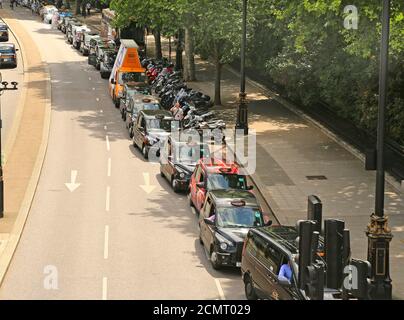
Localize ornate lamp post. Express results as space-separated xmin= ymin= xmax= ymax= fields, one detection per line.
xmin=235 ymin=0 xmax=248 ymax=135
xmin=366 ymin=0 xmax=393 ymax=300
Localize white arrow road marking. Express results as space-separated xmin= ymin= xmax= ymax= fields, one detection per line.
xmin=140 ymin=173 xmax=156 ymax=194
xmin=65 ymin=170 xmax=81 ymax=192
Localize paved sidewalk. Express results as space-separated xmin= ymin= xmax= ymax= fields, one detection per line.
xmin=0 ymin=7 xmax=51 ymax=284
xmin=146 ymin=35 xmax=404 ymax=299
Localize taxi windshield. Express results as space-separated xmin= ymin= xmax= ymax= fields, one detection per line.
xmin=133 ymin=103 xmax=161 ymax=115
xmin=207 ymin=174 xmax=247 ymax=190
xmin=119 ymin=72 xmax=146 ymax=84
xmin=216 ymin=207 xmax=263 ymax=228
xmin=176 ymin=144 xmax=210 ymax=164
xmin=147 ymin=118 xmax=172 ymax=132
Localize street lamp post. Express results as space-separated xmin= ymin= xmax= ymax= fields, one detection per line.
xmin=235 ymin=0 xmax=248 ymax=135
xmin=366 ymin=0 xmax=393 ymax=300
xmin=0 ymin=73 xmax=19 ymax=219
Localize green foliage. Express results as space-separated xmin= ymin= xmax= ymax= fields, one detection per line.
xmin=108 ymin=0 xmax=404 ymax=145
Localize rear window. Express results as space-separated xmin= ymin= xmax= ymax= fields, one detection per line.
xmin=0 ymin=46 xmax=14 ymax=54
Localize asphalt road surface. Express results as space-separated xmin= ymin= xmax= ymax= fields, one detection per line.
xmin=0 ymin=7 xmax=245 ymax=300
xmin=0 ymin=14 xmax=24 ymax=155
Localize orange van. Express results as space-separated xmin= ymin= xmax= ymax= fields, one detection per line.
xmin=109 ymin=39 xmax=147 ymax=107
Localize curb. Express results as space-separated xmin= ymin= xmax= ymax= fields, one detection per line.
xmin=0 ymin=12 xmax=52 ymax=286
xmin=225 ymin=65 xmax=403 ymax=195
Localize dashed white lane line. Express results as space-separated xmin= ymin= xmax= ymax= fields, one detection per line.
xmin=96 ymin=97 xmax=100 ymax=102
xmin=106 ymin=186 xmax=111 ymax=212
xmin=104 ymin=125 xmax=107 ymax=130
xmin=107 ymin=158 xmax=112 ymax=177
xmin=102 ymin=277 xmax=108 ymax=300
xmin=215 ymin=279 xmax=226 ymax=300
xmin=89 ymin=77 xmax=92 ymax=81
xmin=104 ymin=225 xmax=109 ymax=260
xmin=106 ymin=135 xmax=110 ymax=151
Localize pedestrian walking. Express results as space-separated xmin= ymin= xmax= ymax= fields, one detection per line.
xmin=86 ymin=2 xmax=91 ymax=16
xmin=0 ymin=0 xmax=3 ymax=9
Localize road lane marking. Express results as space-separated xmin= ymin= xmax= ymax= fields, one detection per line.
xmin=106 ymin=135 xmax=110 ymax=151
xmin=106 ymin=186 xmax=111 ymax=212
xmin=92 ymin=87 xmax=95 ymax=91
xmin=102 ymin=277 xmax=108 ymax=300
xmin=107 ymin=158 xmax=111 ymax=177
xmin=100 ymin=109 xmax=103 ymax=113
xmin=215 ymin=279 xmax=226 ymax=300
xmin=104 ymin=225 xmax=109 ymax=259
xmin=89 ymin=77 xmax=92 ymax=81
xmin=96 ymin=97 xmax=100 ymax=102
xmin=104 ymin=125 xmax=107 ymax=130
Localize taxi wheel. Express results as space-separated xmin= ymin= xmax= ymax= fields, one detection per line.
xmin=210 ymin=249 xmax=221 ymax=270
xmin=171 ymin=177 xmax=180 ymax=193
xmin=198 ymin=225 xmax=203 ymax=245
xmin=129 ymin=126 xmax=134 ymax=139
xmin=244 ymin=275 xmax=258 ymax=300
xmin=160 ymin=166 xmax=165 ymax=178
xmin=142 ymin=145 xmax=149 ymax=159
xmin=188 ymin=192 xmax=194 ymax=208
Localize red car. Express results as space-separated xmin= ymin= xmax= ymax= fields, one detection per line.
xmin=189 ymin=158 xmax=253 ymax=213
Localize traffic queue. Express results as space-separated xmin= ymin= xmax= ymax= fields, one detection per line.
xmin=34 ymin=5 xmax=371 ymax=301
xmin=0 ymin=20 xmax=18 ymax=69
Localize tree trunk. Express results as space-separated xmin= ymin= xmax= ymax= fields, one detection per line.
xmin=175 ymin=29 xmax=184 ymax=71
xmin=214 ymin=59 xmax=222 ymax=106
xmin=75 ymin=0 xmax=82 ymax=15
xmin=153 ymin=29 xmax=162 ymax=60
xmin=184 ymin=14 xmax=196 ymax=81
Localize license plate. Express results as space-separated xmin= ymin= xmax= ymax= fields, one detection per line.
xmin=236 ymin=262 xmax=241 ymax=267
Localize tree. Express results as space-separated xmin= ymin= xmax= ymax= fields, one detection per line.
xmin=193 ymin=0 xmax=243 ymax=105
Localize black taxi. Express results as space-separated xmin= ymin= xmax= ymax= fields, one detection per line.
xmin=160 ymin=136 xmax=210 ymax=193
xmin=0 ymin=23 xmax=9 ymax=42
xmin=199 ymin=190 xmax=271 ymax=270
xmin=0 ymin=44 xmax=18 ymax=68
xmin=120 ymin=82 xmax=152 ymax=120
xmin=132 ymin=110 xmax=174 ymax=160
xmin=241 ymin=226 xmax=332 ymax=300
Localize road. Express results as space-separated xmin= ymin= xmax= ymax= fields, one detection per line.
xmin=0 ymin=7 xmax=245 ymax=299
xmin=0 ymin=12 xmax=24 ymax=158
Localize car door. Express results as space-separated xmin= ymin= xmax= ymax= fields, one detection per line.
xmin=195 ymin=169 xmax=207 ymax=212
xmin=199 ymin=195 xmax=212 ymax=248
xmin=190 ymin=165 xmax=201 ymax=204
xmin=204 ymin=202 xmax=216 ymax=250
xmin=160 ymin=138 xmax=171 ymax=179
xmin=259 ymin=243 xmax=284 ymax=300
xmin=133 ymin=114 xmax=144 ymax=148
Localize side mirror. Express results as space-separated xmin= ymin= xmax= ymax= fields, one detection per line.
xmin=247 ymin=185 xmax=254 ymax=191
xmin=196 ymin=182 xmax=205 ymax=189
xmin=110 ymin=79 xmax=116 ymax=85
xmin=264 ymin=220 xmax=273 ymax=227
xmin=204 ymin=218 xmax=215 ymax=226
xmin=278 ymin=278 xmax=291 ymax=287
